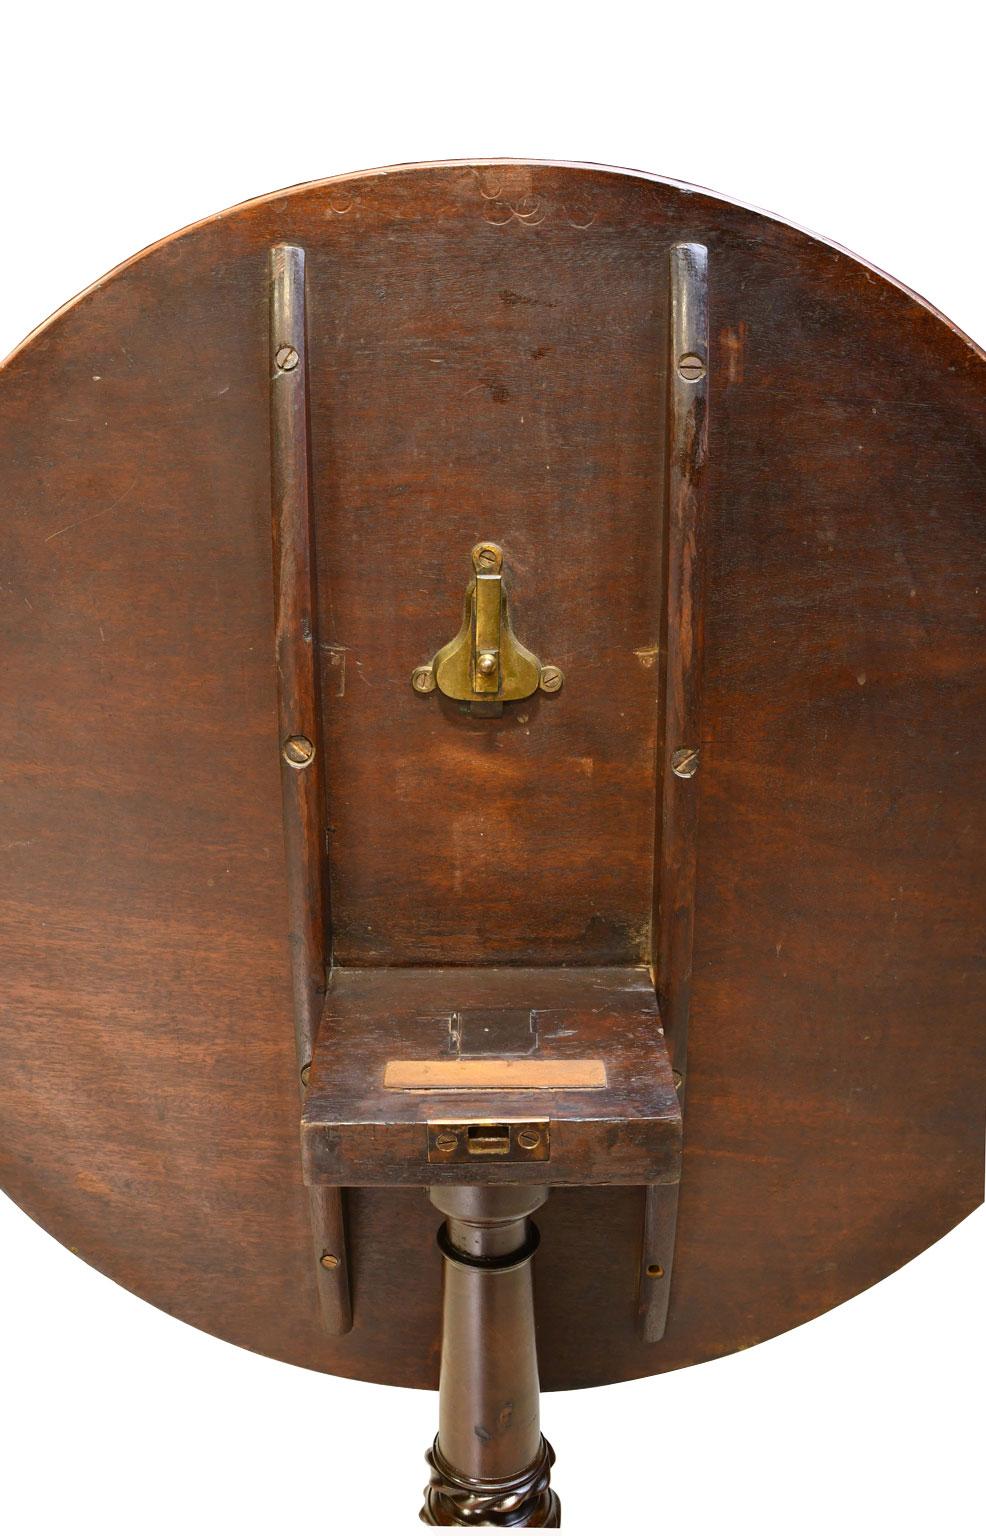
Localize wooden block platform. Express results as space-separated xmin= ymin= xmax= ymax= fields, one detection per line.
xmin=301 ymin=967 xmax=682 ymax=1187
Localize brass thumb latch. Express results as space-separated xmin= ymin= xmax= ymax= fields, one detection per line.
xmin=411 ymin=542 xmax=563 ymax=714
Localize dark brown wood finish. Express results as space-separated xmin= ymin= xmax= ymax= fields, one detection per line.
xmin=654 ymin=239 xmax=709 ymax=1070
xmin=269 ymin=242 xmax=326 ymax=1072
xmin=638 ymin=240 xmax=710 ymax=1342
xmin=1 ymin=163 xmax=983 ymax=1392
xmin=310 ymin=167 xmax=667 ymax=968
xmin=269 ymin=242 xmax=351 ymax=1333
xmin=423 ymin=1185 xmax=561 ymax=1527
xmin=301 ymin=966 xmax=681 ymax=1186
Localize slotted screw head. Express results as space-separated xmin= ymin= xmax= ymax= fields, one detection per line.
xmin=283 ymin=734 xmax=315 ymax=768
xmin=539 ymin=665 xmax=564 ymax=694
xmin=677 ymin=352 xmax=706 ymax=381
xmin=434 ymin=1131 xmax=459 ymax=1153
xmin=671 ymin=746 xmax=699 ymax=779
xmin=472 ymin=541 xmax=503 ymax=572
xmin=319 ymin=1252 xmax=339 ymax=1270
xmin=275 ymin=344 xmax=299 ymax=371
xmin=411 ymin=666 xmax=436 ymax=694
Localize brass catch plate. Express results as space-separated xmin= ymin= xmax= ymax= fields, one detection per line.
xmin=411 ymin=542 xmax=563 ymax=712
xmin=427 ymin=1119 xmax=550 ymax=1164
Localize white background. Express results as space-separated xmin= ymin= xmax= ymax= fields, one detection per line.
xmin=1 ymin=4 xmax=983 ymax=1532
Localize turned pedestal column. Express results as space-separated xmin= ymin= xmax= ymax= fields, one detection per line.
xmin=421 ymin=1186 xmax=560 ymax=1528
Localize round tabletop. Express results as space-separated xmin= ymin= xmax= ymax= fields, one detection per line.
xmin=1 ymin=162 xmax=982 ymax=1390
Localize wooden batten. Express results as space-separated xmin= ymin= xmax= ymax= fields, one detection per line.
xmin=639 ymin=241 xmax=709 ymax=1342
xmin=269 ymin=243 xmax=351 ymax=1335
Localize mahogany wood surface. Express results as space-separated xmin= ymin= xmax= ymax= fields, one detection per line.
xmin=0 ymin=162 xmax=983 ymax=1390
xmin=301 ymin=966 xmax=681 ymax=1185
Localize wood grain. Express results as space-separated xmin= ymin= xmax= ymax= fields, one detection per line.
xmin=639 ymin=240 xmax=710 ymax=1341
xmin=269 ymin=241 xmax=350 ymax=1333
xmin=302 ymin=967 xmax=679 ymax=1184
xmin=0 ymin=162 xmax=982 ymax=1392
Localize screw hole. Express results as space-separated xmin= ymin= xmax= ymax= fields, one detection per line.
xmin=646 ymin=1262 xmax=665 ymax=1279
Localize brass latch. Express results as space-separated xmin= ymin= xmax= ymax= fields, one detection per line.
xmin=427 ymin=1118 xmax=550 ymax=1164
xmin=411 ymin=542 xmax=563 ymax=715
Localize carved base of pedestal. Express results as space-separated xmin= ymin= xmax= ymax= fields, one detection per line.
xmin=421 ymin=1436 xmax=561 ymax=1528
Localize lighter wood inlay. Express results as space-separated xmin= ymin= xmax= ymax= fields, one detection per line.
xmin=383 ymin=1059 xmax=608 ymax=1090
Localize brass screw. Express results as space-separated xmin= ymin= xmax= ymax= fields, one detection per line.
xmin=275 ymin=344 xmax=300 ymax=372
xmin=411 ymin=666 xmax=436 ymax=694
xmin=671 ymin=746 xmax=699 ymax=779
xmin=678 ymin=352 xmax=706 ymax=381
xmin=283 ymin=735 xmax=315 ymax=768
xmin=517 ymin=1128 xmax=541 ymax=1151
xmin=319 ymin=1252 xmax=340 ymax=1270
xmin=672 ymin=1069 xmax=683 ymax=1091
xmin=646 ymin=1262 xmax=665 ymax=1279
xmin=434 ymin=1131 xmax=459 ymax=1153
xmin=539 ymin=665 xmax=564 ymax=694
xmin=472 ymin=542 xmax=503 ymax=572
xmin=300 ymin=1063 xmax=311 ymax=1087
xmin=477 ymin=652 xmax=498 ymax=676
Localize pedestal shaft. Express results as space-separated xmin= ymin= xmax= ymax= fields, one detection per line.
xmin=422 ymin=1186 xmax=560 ymax=1527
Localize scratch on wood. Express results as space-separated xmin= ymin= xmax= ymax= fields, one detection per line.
xmin=322 ymin=645 xmax=347 ymax=697
xmin=44 ymin=475 xmax=139 ymax=543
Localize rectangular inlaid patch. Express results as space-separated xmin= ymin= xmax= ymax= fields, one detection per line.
xmin=383 ymin=1059 xmax=607 ymax=1090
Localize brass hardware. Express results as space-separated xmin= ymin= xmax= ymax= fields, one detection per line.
xmin=274 ymin=344 xmax=300 ymax=372
xmin=412 ymin=542 xmax=561 ymax=713
xmin=319 ymin=1251 xmax=340 ymax=1270
xmin=427 ymin=1118 xmax=551 ymax=1164
xmin=452 ymin=1007 xmax=538 ymax=1057
xmin=670 ymin=746 xmax=699 ymax=779
xmin=467 ymin=1125 xmax=512 ymax=1156
xmin=677 ymin=351 xmax=706 ymax=381
xmin=411 ymin=665 xmax=437 ymax=694
xmin=282 ymin=734 xmax=315 ymax=768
